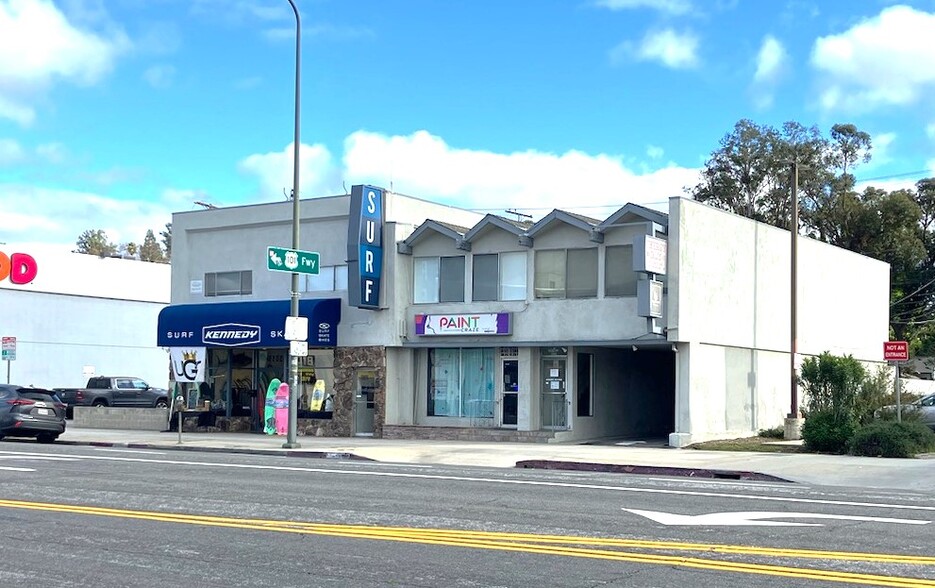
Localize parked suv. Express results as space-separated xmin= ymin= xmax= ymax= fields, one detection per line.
xmin=0 ymin=385 xmax=67 ymax=443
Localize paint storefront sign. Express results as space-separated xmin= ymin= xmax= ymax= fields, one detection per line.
xmin=415 ymin=313 xmax=511 ymax=336
xmin=0 ymin=251 xmax=38 ymax=285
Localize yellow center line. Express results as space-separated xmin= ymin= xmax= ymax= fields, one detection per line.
xmin=2 ymin=499 xmax=933 ymax=587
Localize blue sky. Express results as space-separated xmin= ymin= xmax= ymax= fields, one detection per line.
xmin=1 ymin=0 xmax=934 ymax=248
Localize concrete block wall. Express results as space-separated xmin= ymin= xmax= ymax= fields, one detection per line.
xmin=73 ymin=407 xmax=169 ymax=431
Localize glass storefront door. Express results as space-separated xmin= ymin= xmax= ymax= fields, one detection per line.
xmin=540 ymin=349 xmax=567 ymax=429
xmin=354 ymin=369 xmax=376 ymax=436
xmin=501 ymin=359 xmax=518 ymax=426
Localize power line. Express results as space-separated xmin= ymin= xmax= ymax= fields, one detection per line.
xmin=856 ymin=169 xmax=932 ymax=183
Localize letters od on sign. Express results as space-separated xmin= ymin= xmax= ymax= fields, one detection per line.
xmin=0 ymin=251 xmax=38 ymax=284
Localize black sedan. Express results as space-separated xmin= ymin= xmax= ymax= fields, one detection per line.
xmin=0 ymin=385 xmax=67 ymax=443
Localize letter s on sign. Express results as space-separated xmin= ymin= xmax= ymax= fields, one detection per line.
xmin=0 ymin=252 xmax=38 ymax=285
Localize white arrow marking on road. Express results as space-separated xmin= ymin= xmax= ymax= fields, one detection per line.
xmin=625 ymin=508 xmax=931 ymax=527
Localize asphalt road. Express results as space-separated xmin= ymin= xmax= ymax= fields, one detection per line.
xmin=1 ymin=441 xmax=934 ymax=587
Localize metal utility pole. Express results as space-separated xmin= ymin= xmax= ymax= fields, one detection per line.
xmin=790 ymin=161 xmax=800 ymax=418
xmin=283 ymin=0 xmax=301 ymax=449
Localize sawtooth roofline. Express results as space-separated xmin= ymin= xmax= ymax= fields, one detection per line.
xmin=398 ymin=202 xmax=669 ymax=253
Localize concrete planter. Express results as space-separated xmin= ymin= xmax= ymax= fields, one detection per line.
xmin=73 ymin=407 xmax=169 ymax=431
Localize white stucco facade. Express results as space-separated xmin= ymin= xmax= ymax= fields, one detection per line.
xmin=0 ymin=244 xmax=171 ymax=389
xmin=667 ymin=198 xmax=890 ymax=445
xmin=161 ymin=188 xmax=890 ymax=445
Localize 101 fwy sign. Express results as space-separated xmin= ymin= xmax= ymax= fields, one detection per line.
xmin=624 ymin=509 xmax=931 ymax=527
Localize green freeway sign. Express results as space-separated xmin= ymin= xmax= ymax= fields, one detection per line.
xmin=267 ymin=246 xmax=320 ymax=275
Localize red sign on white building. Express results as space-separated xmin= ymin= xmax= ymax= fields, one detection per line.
xmin=883 ymin=341 xmax=909 ymax=361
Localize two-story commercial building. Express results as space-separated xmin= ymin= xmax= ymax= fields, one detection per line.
xmin=158 ymin=185 xmax=890 ymax=445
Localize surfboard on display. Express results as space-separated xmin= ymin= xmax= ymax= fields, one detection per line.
xmin=310 ymin=380 xmax=326 ymax=412
xmin=264 ymin=378 xmax=280 ymax=435
xmin=274 ymin=382 xmax=290 ymax=435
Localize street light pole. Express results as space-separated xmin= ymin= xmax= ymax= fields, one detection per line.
xmin=283 ymin=0 xmax=301 ymax=449
xmin=785 ymin=160 xmax=803 ymax=440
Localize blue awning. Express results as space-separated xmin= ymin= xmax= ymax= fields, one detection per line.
xmin=157 ymin=298 xmax=341 ymax=348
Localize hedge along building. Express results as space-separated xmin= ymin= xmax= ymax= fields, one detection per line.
xmin=159 ymin=185 xmax=889 ymax=445
xmin=0 ymin=244 xmax=170 ymax=390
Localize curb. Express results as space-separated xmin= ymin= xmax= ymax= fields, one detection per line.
xmin=515 ymin=459 xmax=795 ymax=483
xmin=56 ymin=439 xmax=374 ymax=461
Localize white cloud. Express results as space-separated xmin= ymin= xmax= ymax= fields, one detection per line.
xmin=869 ymin=132 xmax=895 ymax=168
xmin=338 ymin=130 xmax=697 ymax=217
xmin=0 ymin=184 xmax=177 ymax=246
xmin=750 ymin=35 xmax=788 ymax=109
xmin=8 ymin=130 xmax=702 ymax=247
xmin=754 ymin=35 xmax=787 ymax=84
xmin=855 ymin=177 xmax=921 ymax=194
xmin=646 ymin=145 xmax=664 ymax=159
xmin=810 ymin=5 xmax=935 ymax=112
xmin=0 ymin=0 xmax=129 ymax=125
xmin=143 ymin=64 xmax=176 ymax=89
xmin=595 ymin=0 xmax=693 ymax=15
xmin=0 ymin=138 xmax=25 ymax=165
xmin=236 ymin=131 xmax=699 ymax=218
xmin=237 ymin=142 xmax=341 ymax=200
xmin=612 ymin=29 xmax=699 ymax=69
xmin=35 ymin=142 xmax=68 ymax=164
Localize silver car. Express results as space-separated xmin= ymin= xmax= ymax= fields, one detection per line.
xmin=877 ymin=393 xmax=935 ymax=430
xmin=913 ymin=394 xmax=935 ymax=430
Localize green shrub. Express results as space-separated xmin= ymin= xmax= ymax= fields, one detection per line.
xmin=856 ymin=366 xmax=893 ymax=425
xmin=758 ymin=426 xmax=784 ymax=439
xmin=800 ymin=352 xmax=866 ymax=421
xmin=849 ymin=421 xmax=935 ymax=458
xmin=801 ymin=410 xmax=857 ymax=454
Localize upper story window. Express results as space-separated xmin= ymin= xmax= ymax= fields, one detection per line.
xmin=414 ymin=256 xmax=465 ymax=303
xmin=605 ymin=245 xmax=638 ymax=297
xmin=302 ymin=265 xmax=348 ymax=293
xmin=472 ymin=251 xmax=527 ymax=302
xmin=205 ymin=270 xmax=252 ymax=297
xmin=534 ymin=248 xmax=597 ymax=299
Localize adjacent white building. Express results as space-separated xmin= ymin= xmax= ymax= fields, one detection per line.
xmin=158 ymin=187 xmax=890 ymax=444
xmin=0 ymin=244 xmax=171 ymax=389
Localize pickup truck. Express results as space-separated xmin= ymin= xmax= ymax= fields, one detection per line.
xmin=55 ymin=376 xmax=169 ymax=416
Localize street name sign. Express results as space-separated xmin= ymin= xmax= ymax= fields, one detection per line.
xmin=883 ymin=340 xmax=909 ymax=362
xmin=267 ymin=246 xmax=319 ymax=275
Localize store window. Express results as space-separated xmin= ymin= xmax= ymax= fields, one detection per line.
xmin=605 ymin=245 xmax=638 ymax=297
xmin=296 ymin=350 xmax=335 ymax=418
xmin=413 ymin=256 xmax=465 ymax=303
xmin=204 ymin=270 xmax=252 ymax=297
xmin=534 ymin=248 xmax=597 ymax=299
xmin=303 ymin=266 xmax=348 ymax=292
xmin=472 ymin=252 xmax=527 ymax=302
xmin=428 ymin=348 xmax=494 ymax=418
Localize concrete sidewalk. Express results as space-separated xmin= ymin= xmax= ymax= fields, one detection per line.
xmin=53 ymin=426 xmax=935 ymax=494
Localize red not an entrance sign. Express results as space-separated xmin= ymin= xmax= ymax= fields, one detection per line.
xmin=883 ymin=341 xmax=909 ymax=361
